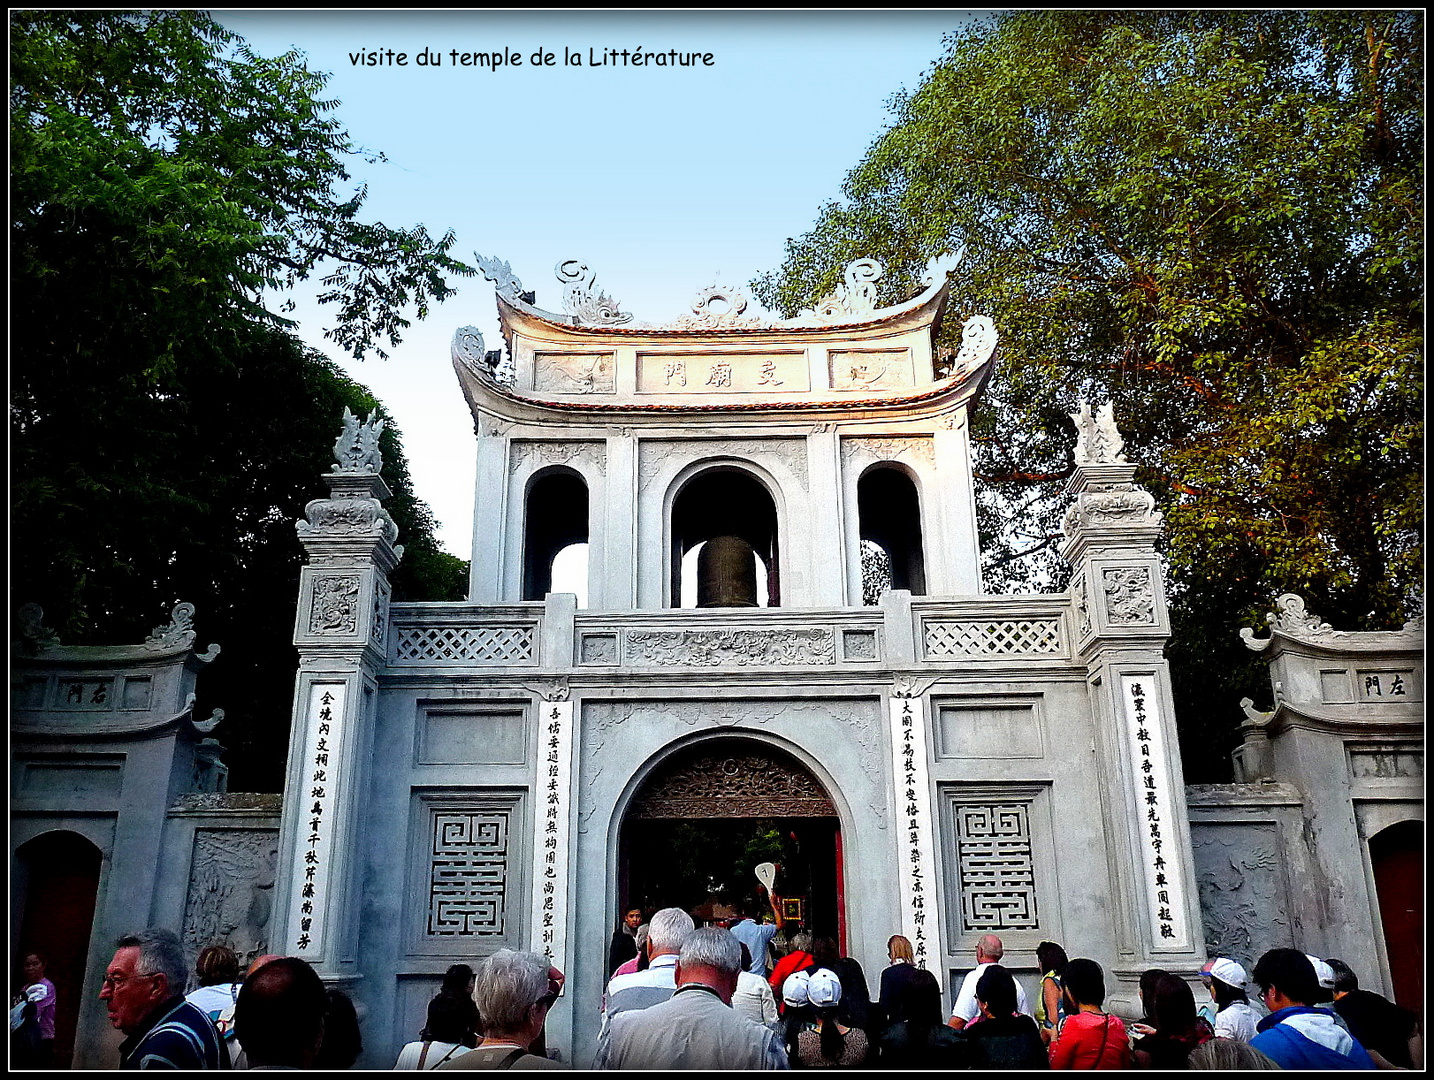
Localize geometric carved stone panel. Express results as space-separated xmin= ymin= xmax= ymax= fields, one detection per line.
xmin=952 ymin=803 xmax=1039 ymax=932
xmin=428 ymin=810 xmax=511 ymax=936
xmin=394 ymin=626 xmax=535 ymax=664
xmin=924 ymin=619 xmax=1063 ymax=658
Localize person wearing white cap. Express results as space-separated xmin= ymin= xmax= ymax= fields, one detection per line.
xmin=795 ymin=969 xmax=869 ymax=1067
xmin=1199 ymin=957 xmax=1260 ymax=1043
xmin=1304 ymin=954 xmax=1356 ymax=1036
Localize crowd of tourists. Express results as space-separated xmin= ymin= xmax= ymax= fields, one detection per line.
xmin=15 ymin=906 xmax=1421 ymax=1070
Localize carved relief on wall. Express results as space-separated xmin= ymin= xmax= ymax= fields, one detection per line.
xmin=182 ymin=829 xmax=279 ymax=968
xmin=309 ymin=576 xmax=361 ymax=634
xmin=1190 ymin=822 xmax=1292 ymax=961
xmin=626 ymin=629 xmax=836 ymax=666
xmin=533 ymin=352 xmax=615 ymax=394
xmin=628 ymin=749 xmax=835 ymax=819
xmin=1103 ymin=567 xmax=1155 ymax=626
xmin=428 ymin=810 xmax=511 ymax=936
xmin=841 ymin=436 xmax=936 ymax=471
xmin=953 ymin=803 xmax=1039 ymax=932
xmin=638 ymin=439 xmax=809 ymax=491
xmin=508 ymin=440 xmax=607 ymax=476
xmin=828 ymin=349 xmax=914 ymax=391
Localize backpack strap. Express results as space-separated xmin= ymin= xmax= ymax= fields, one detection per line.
xmin=416 ymin=1041 xmax=432 ymax=1069
xmin=494 ymin=1048 xmax=528 ymax=1070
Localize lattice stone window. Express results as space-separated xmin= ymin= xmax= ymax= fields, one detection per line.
xmin=428 ymin=809 xmax=511 ymax=936
xmin=394 ymin=626 xmax=535 ymax=664
xmin=924 ymin=619 xmax=1063 ymax=658
xmin=953 ymin=802 xmax=1039 ymax=932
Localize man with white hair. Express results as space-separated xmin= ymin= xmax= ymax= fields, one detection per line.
xmin=99 ymin=927 xmax=228 ymax=1069
xmin=437 ymin=950 xmax=567 ymax=1070
xmin=599 ymin=906 xmax=695 ymax=1034
xmin=594 ymin=927 xmax=788 ymax=1069
xmin=947 ymin=934 xmax=1031 ymax=1030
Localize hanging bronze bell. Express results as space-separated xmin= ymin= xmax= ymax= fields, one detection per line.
xmin=696 ymin=535 xmax=759 ymax=607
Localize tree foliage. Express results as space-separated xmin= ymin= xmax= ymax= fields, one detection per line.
xmin=12 ymin=11 xmax=470 ymax=789
xmin=755 ymin=11 xmax=1422 ymax=778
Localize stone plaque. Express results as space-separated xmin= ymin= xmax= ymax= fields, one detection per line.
xmin=829 ymin=348 xmax=913 ymax=391
xmin=635 ymin=352 xmax=809 ymax=394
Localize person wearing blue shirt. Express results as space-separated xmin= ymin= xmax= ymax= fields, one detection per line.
xmin=728 ymin=887 xmax=785 ymax=977
xmin=1250 ymin=950 xmax=1375 ymax=1070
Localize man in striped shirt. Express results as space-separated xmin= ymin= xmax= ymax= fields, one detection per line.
xmin=101 ymin=928 xmax=227 ymax=1069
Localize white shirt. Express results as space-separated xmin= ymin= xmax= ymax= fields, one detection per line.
xmin=732 ymin=971 xmax=780 ymax=1028
xmin=393 ymin=1040 xmax=471 ymax=1070
xmin=950 ymin=962 xmax=1032 ymax=1024
xmin=1214 ymin=1000 xmax=1262 ymax=1043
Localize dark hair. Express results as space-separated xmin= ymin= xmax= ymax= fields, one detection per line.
xmin=234 ymin=957 xmax=328 ymax=1067
xmin=1062 ymin=958 xmax=1107 ymax=1008
xmin=810 ymin=935 xmax=840 ymax=970
xmin=314 ymin=988 xmax=362 ymax=1069
xmin=423 ymin=991 xmax=477 ymax=1045
xmin=738 ymin=941 xmax=753 ymax=973
xmin=195 ymin=945 xmax=240 ymax=986
xmin=440 ymin=964 xmax=475 ymax=995
xmin=1325 ymin=958 xmax=1358 ymax=994
xmin=1252 ymin=950 xmax=1318 ymax=1007
xmin=817 ymin=1005 xmax=847 ymax=1062
xmin=1151 ymin=974 xmax=1200 ymax=1041
xmin=1211 ymin=976 xmax=1248 ymax=1009
xmin=781 ymin=1004 xmax=813 ymax=1062
xmin=1036 ymin=941 xmax=1068 ymax=977
xmin=976 ymin=964 xmax=1018 ymax=1017
xmin=1139 ymin=967 xmax=1169 ymax=1008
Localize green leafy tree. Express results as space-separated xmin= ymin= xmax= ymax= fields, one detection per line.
xmin=12 ymin=12 xmax=471 ymax=788
xmin=755 ymin=11 xmax=1422 ymax=778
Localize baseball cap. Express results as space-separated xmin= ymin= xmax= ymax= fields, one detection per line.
xmin=1305 ymin=955 xmax=1336 ymax=990
xmin=1201 ymin=957 xmax=1248 ymax=989
xmin=807 ymin=968 xmax=843 ymax=1008
xmin=782 ymin=970 xmax=811 ymax=1008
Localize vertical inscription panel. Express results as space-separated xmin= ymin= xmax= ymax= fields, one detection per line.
xmin=429 ymin=810 xmax=510 ymax=936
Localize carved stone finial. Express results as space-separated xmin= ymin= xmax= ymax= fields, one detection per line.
xmin=1070 ymin=402 xmax=1127 ymax=466
xmin=923 ymin=245 xmax=967 ymax=286
xmin=474 ymin=253 xmax=524 ymax=297
xmin=332 ymin=407 xmax=385 ymax=474
xmin=1238 ymin=698 xmax=1275 ymax=725
xmin=950 ymin=315 xmax=998 ymax=377
xmin=555 ymin=260 xmax=632 ymax=325
xmin=452 ymin=325 xmax=487 ymax=373
xmin=17 ymin=603 xmax=60 ymax=648
xmin=145 ymin=602 xmax=198 ymax=651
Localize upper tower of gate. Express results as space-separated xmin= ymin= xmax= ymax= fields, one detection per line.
xmin=453 ymin=256 xmax=999 ymax=611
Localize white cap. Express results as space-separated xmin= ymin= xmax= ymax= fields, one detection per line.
xmin=1305 ymin=955 xmax=1336 ymax=990
xmin=1202 ymin=957 xmax=1249 ymax=989
xmin=807 ymin=968 xmax=843 ymax=1008
xmin=782 ymin=970 xmax=811 ymax=1007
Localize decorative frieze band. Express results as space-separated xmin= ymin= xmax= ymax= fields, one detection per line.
xmin=625 ymin=628 xmax=836 ymax=666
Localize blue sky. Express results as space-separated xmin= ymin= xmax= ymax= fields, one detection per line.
xmin=215 ymin=10 xmax=981 ymax=555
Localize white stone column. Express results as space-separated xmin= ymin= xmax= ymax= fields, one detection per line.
xmin=469 ymin=420 xmax=509 ymax=603
xmin=274 ymin=413 xmax=401 ymax=980
xmin=806 ymin=426 xmax=847 ymax=606
xmin=600 ymin=431 xmax=638 ymax=611
xmin=1061 ymin=405 xmax=1203 ymax=972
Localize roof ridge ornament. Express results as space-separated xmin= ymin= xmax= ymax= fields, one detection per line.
xmin=556 ymin=259 xmax=632 ymax=325
xmin=1240 ymin=593 xmax=1341 ymax=652
xmin=810 ymin=258 xmax=883 ymax=320
xmin=950 ymin=315 xmax=998 ymax=379
xmin=673 ymin=281 xmax=770 ymax=329
xmin=474 ymin=253 xmax=524 ymax=298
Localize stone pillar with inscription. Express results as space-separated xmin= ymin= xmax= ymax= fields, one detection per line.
xmin=1060 ymin=403 xmax=1204 ymax=995
xmin=274 ymin=408 xmax=402 ymax=983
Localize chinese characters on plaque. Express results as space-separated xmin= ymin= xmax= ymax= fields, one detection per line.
xmin=887 ymin=692 xmax=942 ymax=969
xmin=290 ymin=682 xmax=345 ymax=955
xmin=530 ymin=699 xmax=573 ymax=973
xmin=1119 ymin=676 xmax=1189 ymax=949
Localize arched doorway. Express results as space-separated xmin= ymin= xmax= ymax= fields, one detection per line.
xmin=617 ymin=739 xmax=844 ymax=952
xmin=1370 ymin=819 xmax=1423 ymax=1018
xmin=15 ymin=830 xmax=103 ymax=1068
xmin=670 ymin=468 xmax=781 ymax=607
